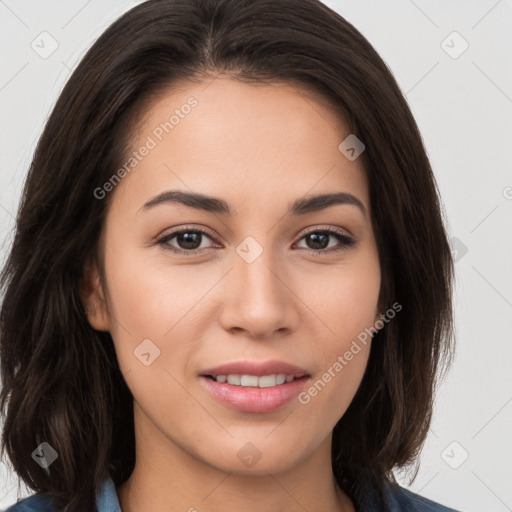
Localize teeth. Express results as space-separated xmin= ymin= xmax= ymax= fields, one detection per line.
xmin=275 ymin=374 xmax=286 ymax=385
xmin=226 ymin=374 xmax=241 ymax=385
xmin=241 ymin=375 xmax=259 ymax=387
xmin=215 ymin=374 xmax=297 ymax=387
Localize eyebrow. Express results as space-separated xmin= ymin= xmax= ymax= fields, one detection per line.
xmin=140 ymin=189 xmax=366 ymax=218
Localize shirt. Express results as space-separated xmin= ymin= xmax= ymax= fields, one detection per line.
xmin=4 ymin=475 xmax=462 ymax=511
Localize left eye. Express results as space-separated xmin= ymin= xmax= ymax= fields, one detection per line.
xmin=156 ymin=227 xmax=355 ymax=256
xmin=296 ymin=229 xmax=355 ymax=254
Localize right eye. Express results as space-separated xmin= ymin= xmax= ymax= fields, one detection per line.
xmin=156 ymin=227 xmax=218 ymax=255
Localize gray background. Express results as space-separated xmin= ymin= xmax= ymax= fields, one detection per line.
xmin=1 ymin=1 xmax=511 ymax=511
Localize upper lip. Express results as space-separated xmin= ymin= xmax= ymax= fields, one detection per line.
xmin=200 ymin=360 xmax=310 ymax=378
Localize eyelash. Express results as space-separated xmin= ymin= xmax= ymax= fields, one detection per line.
xmin=155 ymin=226 xmax=356 ymax=257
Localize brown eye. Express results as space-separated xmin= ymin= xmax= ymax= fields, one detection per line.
xmin=296 ymin=229 xmax=355 ymax=255
xmin=156 ymin=228 xmax=217 ymax=255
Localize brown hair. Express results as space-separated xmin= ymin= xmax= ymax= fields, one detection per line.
xmin=0 ymin=0 xmax=455 ymax=510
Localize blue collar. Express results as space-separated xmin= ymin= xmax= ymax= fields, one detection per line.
xmin=93 ymin=475 xmax=459 ymax=512
xmin=6 ymin=475 xmax=458 ymax=511
xmin=96 ymin=477 xmax=122 ymax=512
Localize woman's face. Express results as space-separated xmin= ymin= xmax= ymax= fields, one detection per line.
xmin=85 ymin=77 xmax=381 ymax=476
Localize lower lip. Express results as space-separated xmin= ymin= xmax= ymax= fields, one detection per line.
xmin=199 ymin=376 xmax=310 ymax=413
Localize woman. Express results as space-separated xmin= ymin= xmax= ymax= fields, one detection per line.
xmin=0 ymin=0 xmax=459 ymax=511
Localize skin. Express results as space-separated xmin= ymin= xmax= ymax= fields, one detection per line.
xmin=81 ymin=76 xmax=382 ymax=512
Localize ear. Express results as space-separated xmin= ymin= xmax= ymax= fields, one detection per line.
xmin=79 ymin=260 xmax=110 ymax=332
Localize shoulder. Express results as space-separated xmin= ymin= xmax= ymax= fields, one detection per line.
xmin=4 ymin=493 xmax=55 ymax=512
xmin=385 ymin=482 xmax=462 ymax=512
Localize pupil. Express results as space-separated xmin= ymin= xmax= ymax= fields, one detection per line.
xmin=308 ymin=233 xmax=328 ymax=249
xmin=178 ymin=232 xmax=201 ymax=249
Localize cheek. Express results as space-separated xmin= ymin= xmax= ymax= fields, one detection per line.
xmin=288 ymin=267 xmax=378 ymax=421
xmin=298 ymin=336 xmax=372 ymax=427
xmin=292 ymin=343 xmax=371 ymax=450
xmin=104 ymin=243 xmax=210 ymax=334
xmin=298 ymin=259 xmax=379 ymax=415
xmin=103 ymin=241 xmax=220 ymax=379
xmin=306 ymin=261 xmax=380 ymax=341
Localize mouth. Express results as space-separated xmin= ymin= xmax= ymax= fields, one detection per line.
xmin=198 ymin=360 xmax=311 ymax=413
xmin=202 ymin=373 xmax=305 ymax=387
xmin=199 ymin=359 xmax=309 ymax=381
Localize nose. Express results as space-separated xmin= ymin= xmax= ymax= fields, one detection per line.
xmin=219 ymin=239 xmax=300 ymax=339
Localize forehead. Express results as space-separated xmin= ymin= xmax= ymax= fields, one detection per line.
xmin=111 ymin=77 xmax=369 ymax=217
